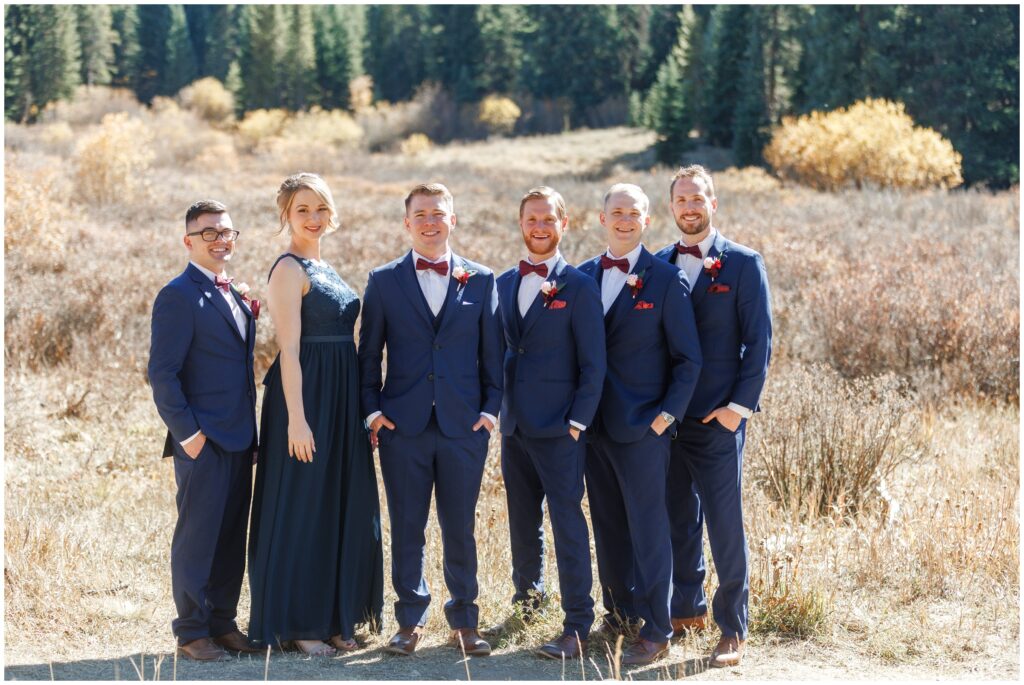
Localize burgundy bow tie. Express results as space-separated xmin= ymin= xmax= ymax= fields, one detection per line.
xmin=518 ymin=260 xmax=549 ymax=278
xmin=600 ymin=254 xmax=630 ymax=273
xmin=676 ymin=243 xmax=703 ymax=259
xmin=416 ymin=258 xmax=449 ymax=277
xmin=213 ymin=275 xmax=233 ymax=293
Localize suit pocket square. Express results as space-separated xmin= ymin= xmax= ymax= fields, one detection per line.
xmin=634 ymin=300 xmax=655 ymax=310
xmin=461 ymin=301 xmax=476 ymax=306
xmin=548 ymin=300 xmax=567 ymax=310
xmin=707 ymin=284 xmax=731 ymax=294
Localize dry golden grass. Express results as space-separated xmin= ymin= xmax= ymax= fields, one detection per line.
xmin=3 ymin=94 xmax=1019 ymax=679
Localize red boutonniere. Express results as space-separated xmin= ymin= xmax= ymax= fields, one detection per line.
xmin=452 ymin=265 xmax=477 ymax=288
xmin=625 ymin=268 xmax=647 ymax=299
xmin=539 ymin=278 xmax=567 ymax=308
xmin=703 ymin=256 xmax=723 ymax=281
xmin=233 ymin=282 xmax=260 ymax=320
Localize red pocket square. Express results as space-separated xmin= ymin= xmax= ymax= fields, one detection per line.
xmin=707 ymin=283 xmax=731 ymax=294
xmin=634 ymin=300 xmax=655 ymax=310
xmin=548 ymin=299 xmax=567 ymax=310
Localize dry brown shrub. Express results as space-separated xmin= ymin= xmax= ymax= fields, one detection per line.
xmin=177 ymin=77 xmax=236 ymax=127
xmin=40 ymin=85 xmax=144 ymax=126
xmin=809 ymin=239 xmax=1019 ymax=403
xmin=356 ymin=82 xmax=440 ymax=151
xmin=3 ymin=157 xmax=73 ymax=271
xmin=478 ymin=95 xmax=521 ymax=136
xmin=399 ymin=132 xmax=432 ymax=157
xmin=349 ymin=75 xmax=374 ymax=113
xmin=73 ymin=112 xmax=154 ymax=205
xmin=145 ymin=97 xmax=237 ymax=167
xmin=765 ymin=99 xmax=964 ymax=190
xmin=748 ymin=362 xmax=925 ymax=518
xmin=236 ymin=108 xmax=290 ymax=152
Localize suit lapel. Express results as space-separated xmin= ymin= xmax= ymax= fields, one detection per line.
xmin=395 ymin=251 xmax=436 ymax=329
xmin=188 ymin=264 xmax=244 ymax=344
xmin=502 ymin=271 xmax=523 ymax=342
xmin=520 ymin=255 xmax=565 ymax=339
xmin=691 ymin=232 xmax=727 ymax=307
xmin=230 ymin=287 xmax=257 ymax=354
xmin=436 ymin=254 xmax=463 ymax=333
xmin=606 ymin=247 xmax=652 ymax=330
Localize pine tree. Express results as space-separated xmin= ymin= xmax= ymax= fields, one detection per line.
xmin=281 ymin=4 xmax=316 ymax=109
xmin=163 ymin=4 xmax=197 ymax=95
xmin=197 ymin=5 xmax=239 ymax=81
xmin=237 ymin=4 xmax=283 ymax=109
xmin=76 ymin=4 xmax=115 ymax=86
xmin=135 ymin=5 xmax=171 ymax=103
xmin=646 ymin=6 xmax=702 ymax=164
xmin=364 ymin=5 xmax=433 ymax=103
xmin=636 ymin=4 xmax=682 ymax=93
xmin=732 ymin=7 xmax=772 ymax=166
xmin=706 ymin=4 xmax=751 ymax=147
xmin=476 ymin=5 xmax=530 ymax=95
xmin=109 ymin=5 xmax=139 ymax=90
xmin=314 ymin=4 xmax=364 ymax=109
xmin=432 ymin=5 xmax=482 ymax=102
xmin=4 ymin=4 xmax=80 ymax=121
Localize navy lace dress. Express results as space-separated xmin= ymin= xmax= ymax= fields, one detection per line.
xmin=248 ymin=254 xmax=383 ymax=645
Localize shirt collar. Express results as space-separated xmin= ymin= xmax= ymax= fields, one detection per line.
xmin=678 ymin=227 xmax=717 ymax=258
xmin=605 ymin=242 xmax=643 ymax=271
xmin=190 ymin=261 xmax=225 ymax=284
xmin=412 ymin=248 xmax=451 ymax=270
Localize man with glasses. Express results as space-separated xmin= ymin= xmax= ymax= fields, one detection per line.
xmin=149 ymin=200 xmax=261 ymax=661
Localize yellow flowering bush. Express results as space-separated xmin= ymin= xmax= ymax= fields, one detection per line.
xmin=236 ymin=108 xmax=290 ymax=151
xmin=177 ymin=77 xmax=236 ymax=127
xmin=764 ymin=99 xmax=963 ymax=190
xmin=400 ymin=132 xmax=432 ymax=157
xmin=478 ymin=95 xmax=521 ymax=136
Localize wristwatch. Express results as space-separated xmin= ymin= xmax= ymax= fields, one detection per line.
xmin=659 ymin=411 xmax=675 ymax=424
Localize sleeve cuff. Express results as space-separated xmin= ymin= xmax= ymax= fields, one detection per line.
xmin=569 ymin=420 xmax=587 ymax=431
xmin=179 ymin=429 xmax=202 ymax=447
xmin=365 ymin=411 xmax=382 ymax=427
xmin=480 ymin=412 xmax=497 ymax=426
xmin=727 ymin=402 xmax=753 ymax=419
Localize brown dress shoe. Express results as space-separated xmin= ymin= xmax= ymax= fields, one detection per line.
xmin=537 ymin=634 xmax=588 ymax=660
xmin=620 ymin=638 xmax=669 ymax=666
xmin=671 ymin=614 xmax=708 ymax=636
xmin=385 ymin=626 xmax=423 ymax=656
xmin=709 ymin=635 xmax=745 ymax=668
xmin=213 ymin=629 xmax=261 ymax=654
xmin=177 ymin=637 xmax=231 ymax=662
xmin=448 ymin=628 xmax=491 ymax=656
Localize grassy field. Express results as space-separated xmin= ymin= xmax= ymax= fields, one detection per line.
xmin=3 ymin=97 xmax=1019 ymax=680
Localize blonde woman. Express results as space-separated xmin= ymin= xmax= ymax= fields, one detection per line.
xmin=248 ymin=173 xmax=383 ymax=656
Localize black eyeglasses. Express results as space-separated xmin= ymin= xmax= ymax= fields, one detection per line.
xmin=187 ymin=228 xmax=240 ymax=242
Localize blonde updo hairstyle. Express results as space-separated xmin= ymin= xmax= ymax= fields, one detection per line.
xmin=276 ymin=172 xmax=340 ymax=235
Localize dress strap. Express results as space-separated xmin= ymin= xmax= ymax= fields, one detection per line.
xmin=267 ymin=253 xmax=307 ymax=283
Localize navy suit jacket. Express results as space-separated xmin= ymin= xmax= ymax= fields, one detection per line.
xmin=496 ymin=257 xmax=606 ymax=439
xmin=148 ymin=263 xmax=257 ymax=458
xmin=359 ymin=251 xmax=504 ymax=439
xmin=654 ymin=233 xmax=772 ymax=417
xmin=578 ymin=246 xmax=702 ymax=444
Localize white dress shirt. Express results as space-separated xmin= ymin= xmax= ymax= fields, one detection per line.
xmin=600 ymin=243 xmax=643 ymax=314
xmin=365 ymin=248 xmax=496 ymax=429
xmin=517 ymin=251 xmax=561 ymax=318
xmin=674 ymin=227 xmax=718 ymax=289
xmin=672 ymin=230 xmax=752 ymax=420
xmin=181 ymin=261 xmax=249 ymax=447
xmin=412 ymin=249 xmax=451 ymax=317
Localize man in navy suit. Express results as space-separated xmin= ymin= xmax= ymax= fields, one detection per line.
xmin=491 ymin=186 xmax=605 ymax=659
xmin=148 ymin=200 xmax=261 ymax=661
xmin=578 ymin=183 xmax=702 ymax=665
xmin=359 ymin=183 xmax=504 ymax=657
xmin=654 ymin=165 xmax=772 ymax=668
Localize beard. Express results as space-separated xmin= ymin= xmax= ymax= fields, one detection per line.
xmin=525 ymin=234 xmax=560 ymax=256
xmin=676 ymin=211 xmax=710 ymax=236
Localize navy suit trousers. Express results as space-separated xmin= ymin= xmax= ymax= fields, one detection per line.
xmin=586 ymin=429 xmax=673 ymax=642
xmin=377 ymin=413 xmax=489 ymax=629
xmin=501 ymin=430 xmax=594 ymax=638
xmin=170 ymin=439 xmax=252 ymax=644
xmin=668 ymin=417 xmax=749 ymax=639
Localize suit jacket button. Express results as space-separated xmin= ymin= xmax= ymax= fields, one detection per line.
xmin=434 ymin=344 xmax=442 ymax=350
xmin=427 ymin=373 xmax=434 ymax=381
xmin=518 ymin=347 xmax=525 ymax=354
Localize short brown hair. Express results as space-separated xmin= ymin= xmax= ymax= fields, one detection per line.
xmin=670 ymin=164 xmax=716 ymax=199
xmin=404 ymin=183 xmax=454 ymax=214
xmin=276 ymin=172 xmax=339 ymax=234
xmin=184 ymin=199 xmax=228 ymax=230
xmin=519 ymin=186 xmax=566 ymax=222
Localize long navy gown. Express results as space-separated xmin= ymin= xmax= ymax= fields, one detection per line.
xmin=248 ymin=253 xmax=384 ymax=646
